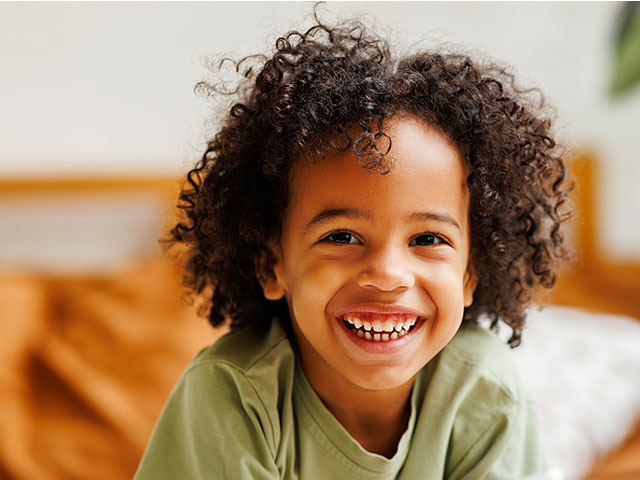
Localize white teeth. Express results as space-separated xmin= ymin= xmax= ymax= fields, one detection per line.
xmin=352 ymin=326 xmax=409 ymax=342
xmin=382 ymin=320 xmax=395 ymax=332
xmin=371 ymin=319 xmax=397 ymax=333
xmin=343 ymin=314 xmax=421 ymax=341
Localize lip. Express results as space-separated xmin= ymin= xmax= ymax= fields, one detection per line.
xmin=333 ymin=303 xmax=429 ymax=355
xmin=335 ymin=303 xmax=425 ymax=317
xmin=336 ymin=312 xmax=427 ymax=354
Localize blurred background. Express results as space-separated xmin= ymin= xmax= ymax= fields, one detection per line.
xmin=1 ymin=2 xmax=639 ymax=479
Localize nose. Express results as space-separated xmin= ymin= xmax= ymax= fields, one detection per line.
xmin=356 ymin=244 xmax=415 ymax=292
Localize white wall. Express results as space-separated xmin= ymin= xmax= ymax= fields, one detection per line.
xmin=1 ymin=2 xmax=639 ymax=259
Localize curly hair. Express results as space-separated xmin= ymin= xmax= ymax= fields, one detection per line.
xmin=169 ymin=13 xmax=571 ymax=348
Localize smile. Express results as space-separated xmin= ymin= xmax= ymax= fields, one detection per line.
xmin=341 ymin=312 xmax=420 ymax=342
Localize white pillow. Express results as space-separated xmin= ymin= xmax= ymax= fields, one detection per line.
xmin=512 ymin=306 xmax=640 ymax=480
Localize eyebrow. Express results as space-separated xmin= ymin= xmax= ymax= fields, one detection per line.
xmin=304 ymin=208 xmax=461 ymax=234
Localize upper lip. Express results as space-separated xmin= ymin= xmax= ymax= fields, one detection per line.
xmin=335 ymin=303 xmax=425 ymax=318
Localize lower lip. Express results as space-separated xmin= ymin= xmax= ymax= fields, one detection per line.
xmin=336 ymin=316 xmax=425 ymax=354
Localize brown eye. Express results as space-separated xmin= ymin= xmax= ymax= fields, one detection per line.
xmin=324 ymin=231 xmax=360 ymax=244
xmin=409 ymin=234 xmax=443 ymax=246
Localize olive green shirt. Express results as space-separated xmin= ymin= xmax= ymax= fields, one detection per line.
xmin=135 ymin=321 xmax=545 ymax=479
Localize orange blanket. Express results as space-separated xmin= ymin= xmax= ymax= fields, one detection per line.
xmin=0 ymin=255 xmax=222 ymax=480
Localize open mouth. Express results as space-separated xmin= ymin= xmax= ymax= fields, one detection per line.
xmin=341 ymin=313 xmax=421 ymax=342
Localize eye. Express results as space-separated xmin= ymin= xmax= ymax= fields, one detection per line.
xmin=322 ymin=230 xmax=361 ymax=245
xmin=409 ymin=233 xmax=445 ymax=246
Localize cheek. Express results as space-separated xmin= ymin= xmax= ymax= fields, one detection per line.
xmin=421 ymin=266 xmax=467 ymax=351
xmin=288 ymin=260 xmax=349 ymax=313
xmin=292 ymin=257 xmax=350 ymax=289
xmin=423 ymin=263 xmax=467 ymax=314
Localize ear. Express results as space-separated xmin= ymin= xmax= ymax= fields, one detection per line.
xmin=256 ymin=239 xmax=287 ymax=301
xmin=463 ymin=263 xmax=478 ymax=308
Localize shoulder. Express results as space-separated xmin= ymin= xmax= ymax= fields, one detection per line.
xmin=190 ymin=318 xmax=293 ymax=373
xmin=436 ymin=323 xmax=523 ymax=403
xmin=180 ymin=319 xmax=296 ymax=423
xmin=426 ymin=325 xmax=546 ymax=478
xmin=135 ymin=320 xmax=295 ymax=478
xmin=158 ymin=319 xmax=297 ymax=441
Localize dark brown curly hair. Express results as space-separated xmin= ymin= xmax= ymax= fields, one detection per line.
xmin=170 ymin=13 xmax=571 ymax=348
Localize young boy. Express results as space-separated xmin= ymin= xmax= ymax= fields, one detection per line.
xmin=135 ymin=14 xmax=570 ymax=480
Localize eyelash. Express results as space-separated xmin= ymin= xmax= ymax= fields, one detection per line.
xmin=320 ymin=230 xmax=447 ymax=247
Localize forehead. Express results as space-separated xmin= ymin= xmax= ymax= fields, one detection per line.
xmin=287 ymin=114 xmax=469 ymax=225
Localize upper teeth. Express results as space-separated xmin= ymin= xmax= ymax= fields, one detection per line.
xmin=343 ymin=313 xmax=418 ymax=333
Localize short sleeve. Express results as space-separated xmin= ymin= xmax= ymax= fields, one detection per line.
xmin=134 ymin=361 xmax=280 ymax=480
xmin=447 ymin=397 xmax=546 ymax=480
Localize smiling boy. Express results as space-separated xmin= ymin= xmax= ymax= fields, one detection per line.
xmin=136 ymin=15 xmax=569 ymax=480
xmin=262 ymin=114 xmax=476 ymax=458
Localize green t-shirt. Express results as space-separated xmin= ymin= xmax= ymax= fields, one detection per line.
xmin=135 ymin=321 xmax=545 ymax=479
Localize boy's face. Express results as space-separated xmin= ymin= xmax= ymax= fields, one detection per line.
xmin=261 ymin=113 xmax=476 ymax=394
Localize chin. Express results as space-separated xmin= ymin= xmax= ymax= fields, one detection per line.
xmin=347 ymin=365 xmax=419 ymax=392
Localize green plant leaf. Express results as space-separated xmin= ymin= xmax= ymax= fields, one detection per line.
xmin=610 ymin=3 xmax=640 ymax=96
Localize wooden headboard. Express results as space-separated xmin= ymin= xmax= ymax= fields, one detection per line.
xmin=546 ymin=153 xmax=640 ymax=319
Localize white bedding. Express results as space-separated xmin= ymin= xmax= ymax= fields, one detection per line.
xmin=511 ymin=306 xmax=640 ymax=480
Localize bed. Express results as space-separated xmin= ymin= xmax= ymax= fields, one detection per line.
xmin=1 ymin=153 xmax=639 ymax=479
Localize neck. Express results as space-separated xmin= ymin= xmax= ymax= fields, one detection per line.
xmin=325 ymin=381 xmax=414 ymax=458
xmin=304 ymin=361 xmax=415 ymax=458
